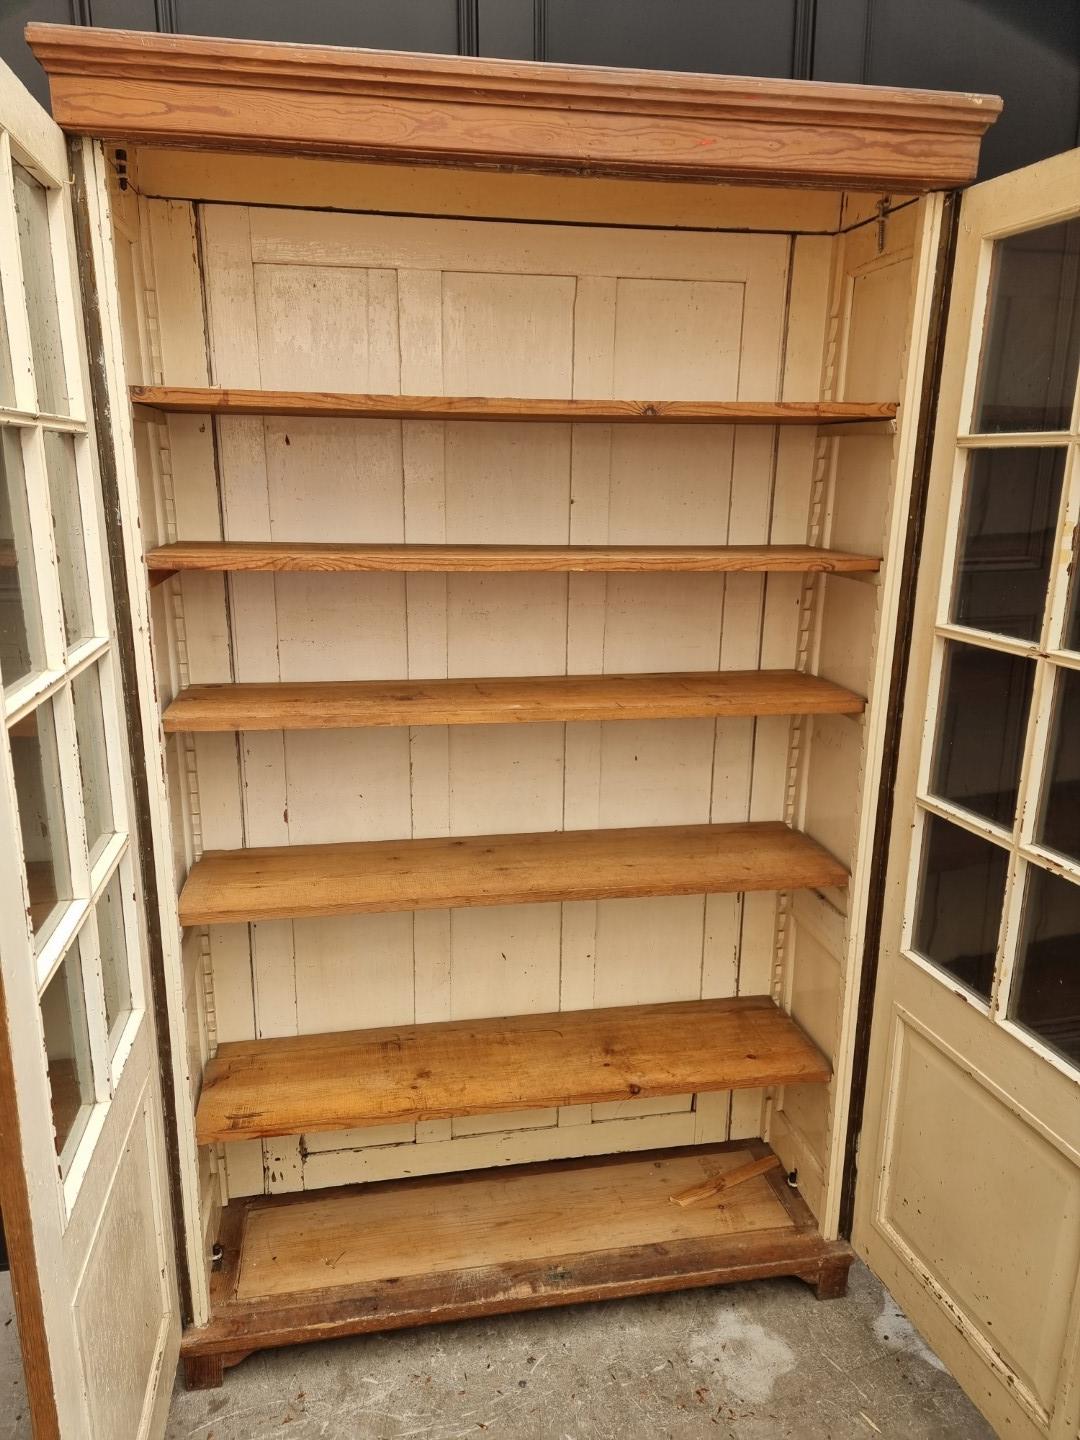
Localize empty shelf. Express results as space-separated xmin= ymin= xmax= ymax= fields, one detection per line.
xmin=195 ymin=995 xmax=830 ymax=1143
xmin=179 ymin=820 xmax=847 ymax=926
xmin=131 ymin=385 xmax=897 ymax=426
xmin=163 ymin=669 xmax=866 ymax=732
xmin=146 ymin=540 xmax=881 ymax=583
xmin=180 ymin=1141 xmax=854 ymax=1382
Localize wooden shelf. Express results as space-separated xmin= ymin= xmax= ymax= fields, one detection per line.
xmin=180 ymin=1141 xmax=853 ymax=1386
xmin=131 ymin=386 xmax=897 ymax=427
xmin=179 ymin=820 xmax=847 ymax=926
xmin=163 ymin=669 xmax=865 ymax=733
xmin=196 ymin=996 xmax=830 ymax=1143
xmin=146 ymin=540 xmax=880 ymax=584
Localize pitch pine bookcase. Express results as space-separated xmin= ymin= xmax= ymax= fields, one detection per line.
xmin=12 ymin=25 xmax=1079 ymax=1437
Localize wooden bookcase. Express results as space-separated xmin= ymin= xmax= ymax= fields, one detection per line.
xmin=27 ymin=22 xmax=999 ymax=1390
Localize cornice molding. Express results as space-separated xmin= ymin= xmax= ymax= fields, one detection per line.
xmin=26 ymin=23 xmax=1001 ymax=190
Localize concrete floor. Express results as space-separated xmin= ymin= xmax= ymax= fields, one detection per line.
xmin=0 ymin=1262 xmax=996 ymax=1438
xmin=164 ymin=1263 xmax=995 ymax=1440
xmin=0 ymin=1275 xmax=30 ymax=1440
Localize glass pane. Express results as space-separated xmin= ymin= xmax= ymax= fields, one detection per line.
xmin=912 ymin=813 xmax=1008 ymax=1001
xmin=951 ymin=448 xmax=1065 ymax=641
xmin=0 ymin=428 xmax=42 ymax=690
xmin=40 ymin=937 xmax=93 ymax=1159
xmin=12 ymin=163 xmax=68 ymax=416
xmin=1010 ymin=866 xmax=1080 ymax=1070
xmin=11 ymin=700 xmax=71 ymax=945
xmin=72 ymin=662 xmax=114 ymax=860
xmin=96 ymin=869 xmax=131 ymax=1036
xmin=1036 ymin=666 xmax=1080 ymax=863
xmin=43 ymin=431 xmax=92 ymax=647
xmin=930 ymin=643 xmax=1033 ymax=828
xmin=972 ymin=217 xmax=1080 ymax=433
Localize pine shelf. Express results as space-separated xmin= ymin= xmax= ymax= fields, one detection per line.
xmin=178 ymin=820 xmax=846 ymax=926
xmin=131 ymin=385 xmax=897 ymax=427
xmin=195 ymin=996 xmax=830 ymax=1143
xmin=146 ymin=540 xmax=880 ymax=585
xmin=162 ymin=669 xmax=865 ymax=733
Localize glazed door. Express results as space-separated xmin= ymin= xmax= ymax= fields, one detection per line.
xmin=0 ymin=59 xmax=179 ymax=1439
xmin=856 ymin=148 xmax=1080 ymax=1439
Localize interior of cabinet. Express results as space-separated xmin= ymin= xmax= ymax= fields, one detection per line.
xmin=106 ymin=145 xmax=932 ymax=1383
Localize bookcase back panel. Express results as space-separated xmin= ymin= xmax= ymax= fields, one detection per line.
xmin=180 ymin=203 xmax=808 ymax=1194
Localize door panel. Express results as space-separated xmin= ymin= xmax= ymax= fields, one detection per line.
xmin=857 ymin=147 xmax=1080 ymax=1440
xmin=0 ymin=58 xmax=178 ymax=1438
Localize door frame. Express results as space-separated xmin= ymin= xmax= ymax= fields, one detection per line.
xmin=0 ymin=64 xmax=181 ymax=1439
xmin=838 ymin=189 xmax=963 ymax=1236
xmin=853 ymin=145 xmax=1080 ymax=1440
xmin=67 ymin=135 xmax=194 ymax=1327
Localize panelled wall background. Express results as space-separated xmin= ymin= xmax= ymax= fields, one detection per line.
xmin=5 ymin=0 xmax=1079 ymax=180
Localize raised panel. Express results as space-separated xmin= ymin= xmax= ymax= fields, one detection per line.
xmin=801 ymin=713 xmax=860 ymax=868
xmin=881 ymin=1021 xmax=1080 ymax=1411
xmin=442 ymin=272 xmax=575 ymax=395
xmin=252 ymin=266 xmax=400 ymax=391
xmin=73 ymin=1097 xmax=170 ymax=1440
xmin=611 ymin=279 xmax=743 ymax=400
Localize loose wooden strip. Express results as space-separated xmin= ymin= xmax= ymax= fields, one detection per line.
xmin=129 ymin=386 xmax=897 ymax=425
xmin=146 ymin=540 xmax=881 ymax=582
xmin=195 ymin=997 xmax=830 ymax=1143
xmin=179 ymin=820 xmax=848 ymax=926
xmin=180 ymin=1142 xmax=854 ymax=1379
xmin=163 ymin=670 xmax=866 ymax=733
xmin=670 ymin=1153 xmax=782 ymax=1207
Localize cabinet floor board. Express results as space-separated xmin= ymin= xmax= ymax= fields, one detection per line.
xmin=179 ymin=1141 xmax=854 ymax=1385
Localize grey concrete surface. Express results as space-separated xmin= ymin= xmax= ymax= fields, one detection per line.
xmin=163 ymin=1262 xmax=996 ymax=1439
xmin=0 ymin=1274 xmax=31 ymax=1440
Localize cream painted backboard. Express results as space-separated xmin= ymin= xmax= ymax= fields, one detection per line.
xmin=0 ymin=61 xmax=178 ymax=1440
xmin=179 ymin=204 xmax=804 ymax=1192
xmin=855 ymin=148 xmax=1080 ymax=1440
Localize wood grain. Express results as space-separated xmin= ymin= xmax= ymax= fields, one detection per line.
xmin=178 ymin=820 xmax=848 ymax=926
xmin=146 ymin=541 xmax=881 ymax=581
xmin=237 ymin=1146 xmax=790 ymax=1295
xmin=28 ymin=26 xmax=999 ymax=191
xmin=179 ymin=1142 xmax=854 ymax=1382
xmin=162 ymin=670 xmax=866 ymax=733
xmin=129 ymin=386 xmax=897 ymax=425
xmin=195 ymin=997 xmax=830 ymax=1142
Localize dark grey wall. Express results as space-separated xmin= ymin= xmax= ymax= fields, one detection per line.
xmin=4 ymin=0 xmax=1078 ymax=181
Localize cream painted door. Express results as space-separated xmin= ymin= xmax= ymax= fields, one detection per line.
xmin=0 ymin=61 xmax=179 ymax=1439
xmin=856 ymin=148 xmax=1080 ymax=1440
